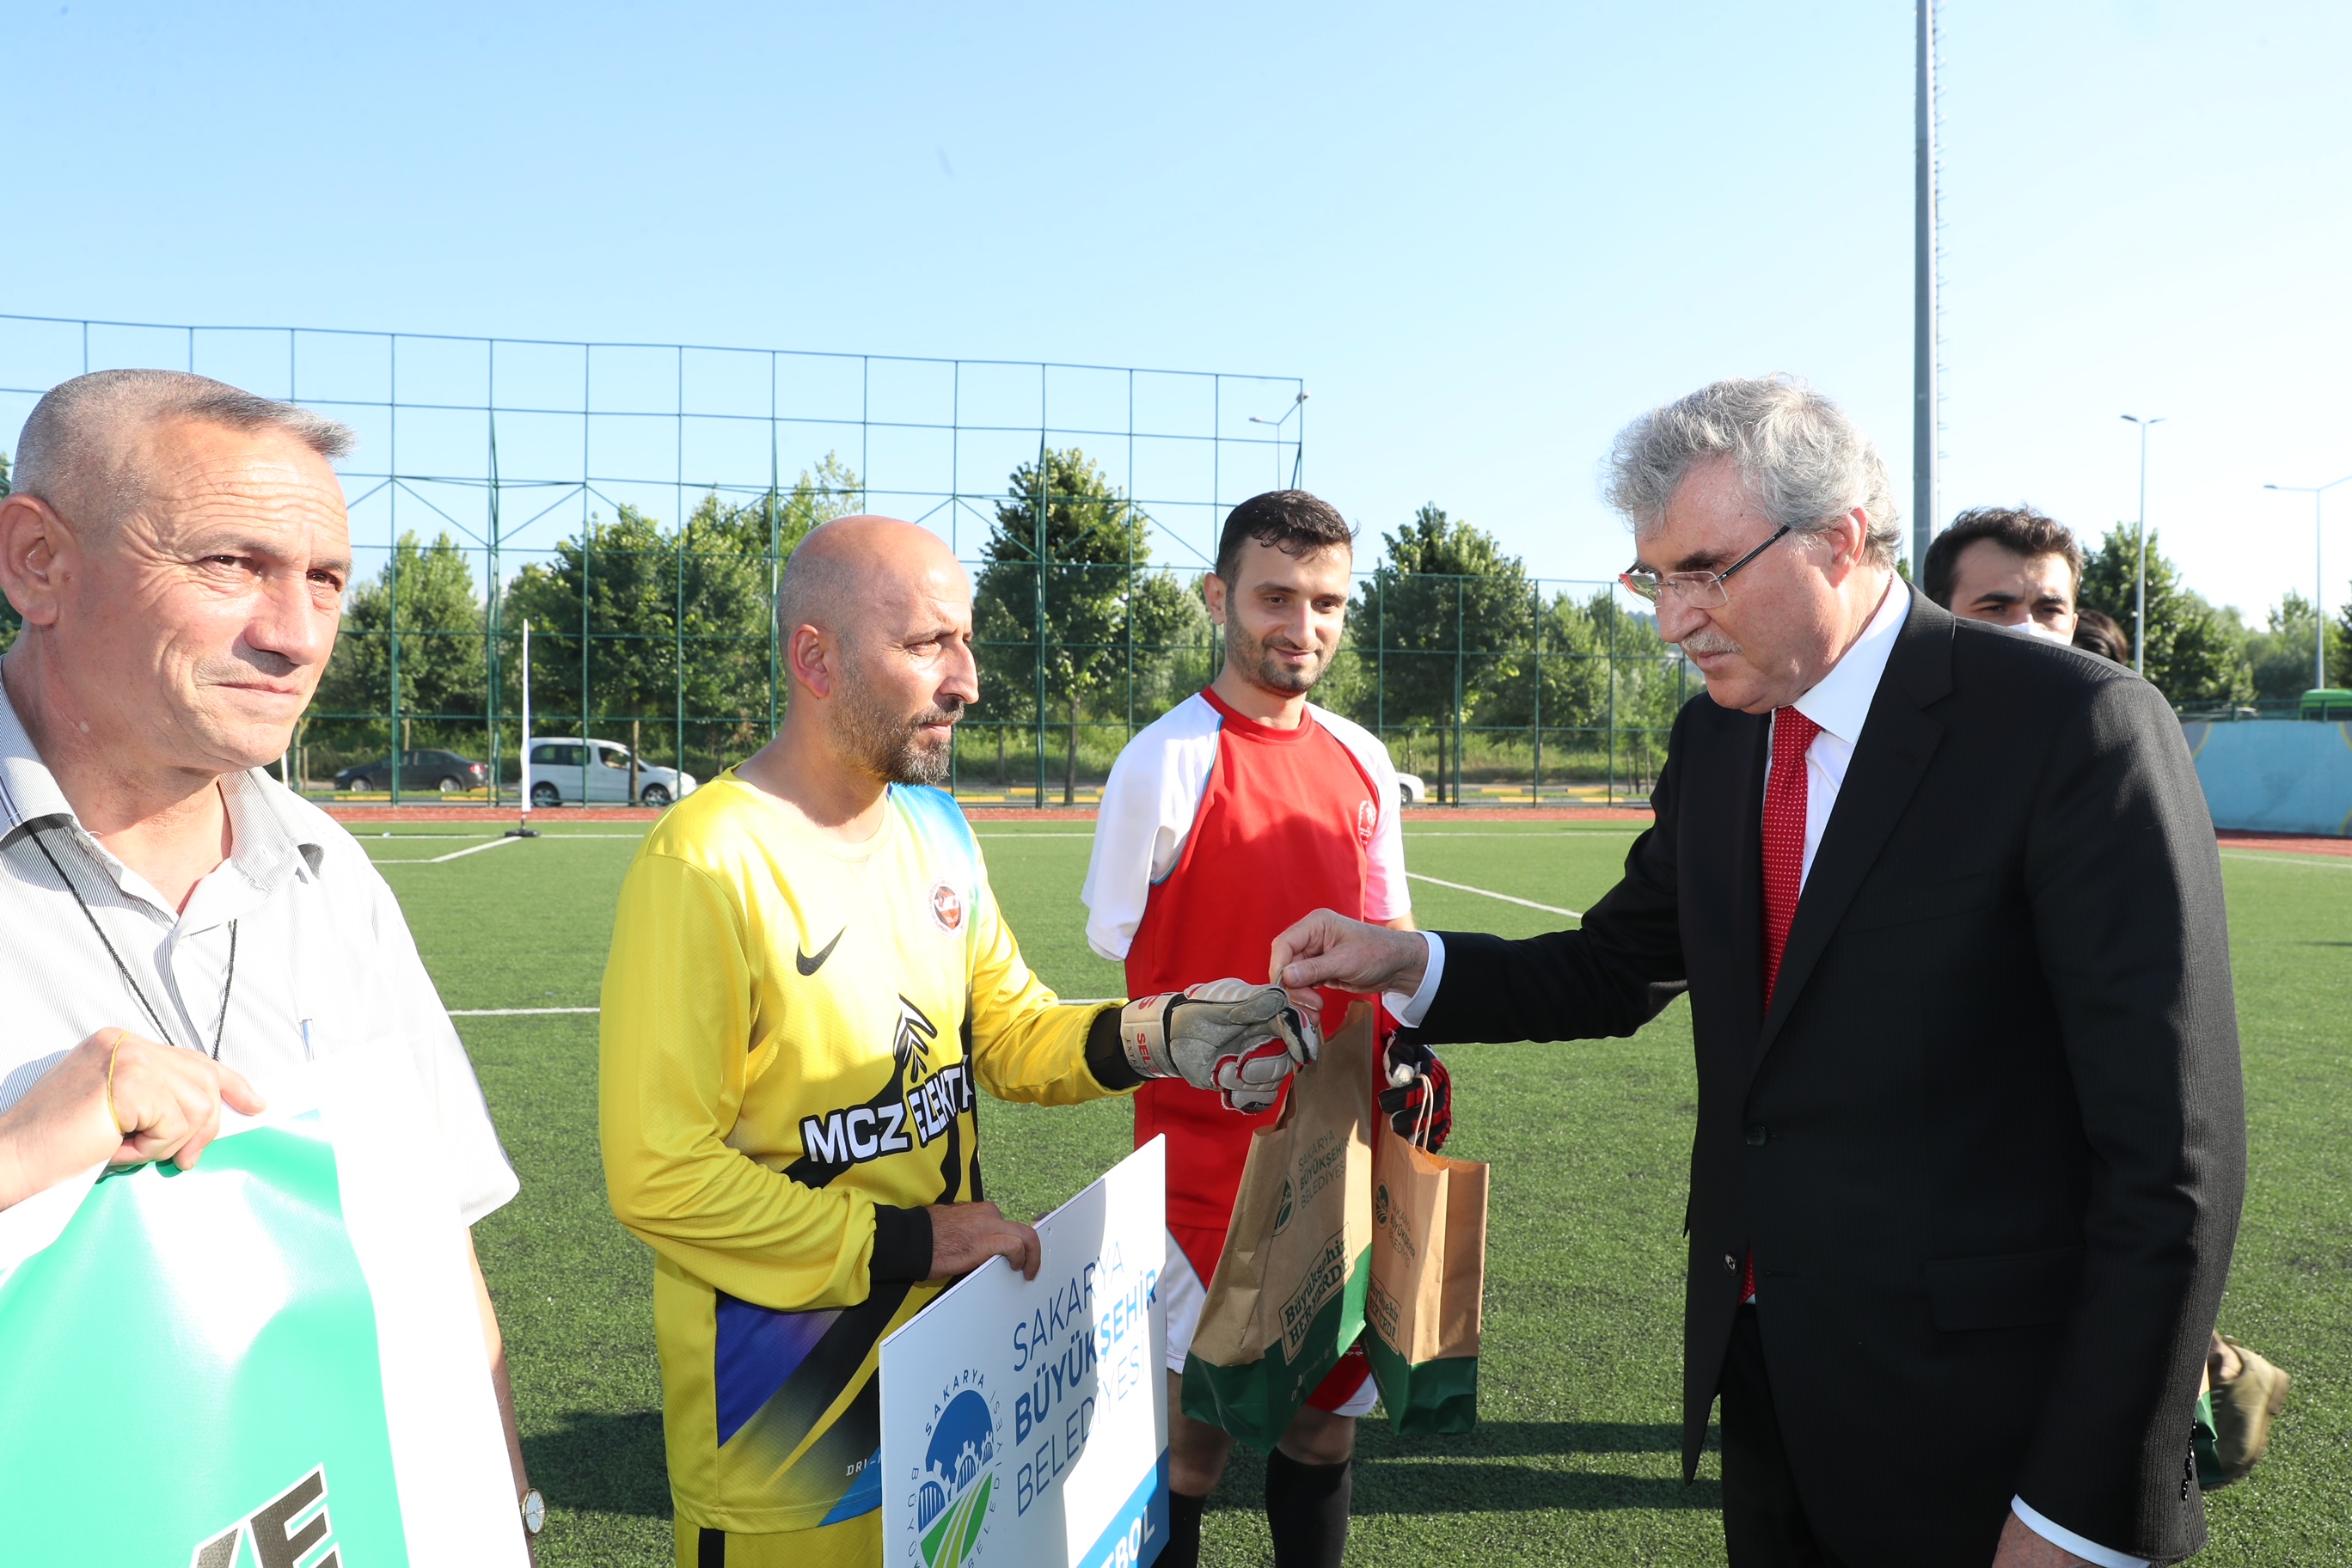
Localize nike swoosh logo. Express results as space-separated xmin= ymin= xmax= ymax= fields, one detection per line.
xmin=796 ymin=928 xmax=846 ymax=976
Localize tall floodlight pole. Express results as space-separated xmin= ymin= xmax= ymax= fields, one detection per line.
xmin=2263 ymin=475 xmax=2352 ymax=691
xmin=2122 ymin=415 xmax=2165 ymax=676
xmin=1912 ymin=0 xmax=1938 ymax=569
xmin=1247 ymin=391 xmax=1308 ymax=490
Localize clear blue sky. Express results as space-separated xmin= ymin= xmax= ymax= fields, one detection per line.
xmin=6 ymin=1 xmax=2349 ymax=622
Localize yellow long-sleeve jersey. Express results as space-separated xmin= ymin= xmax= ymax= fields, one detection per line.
xmin=599 ymin=774 xmax=1128 ymax=1535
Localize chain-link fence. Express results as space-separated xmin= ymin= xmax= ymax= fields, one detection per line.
xmin=2 ymin=314 xmax=1692 ymax=808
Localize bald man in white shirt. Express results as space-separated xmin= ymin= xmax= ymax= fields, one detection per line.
xmin=0 ymin=369 xmax=543 ymax=1554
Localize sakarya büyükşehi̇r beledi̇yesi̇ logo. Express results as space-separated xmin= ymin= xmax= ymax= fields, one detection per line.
xmin=913 ymin=1374 xmax=997 ymax=1567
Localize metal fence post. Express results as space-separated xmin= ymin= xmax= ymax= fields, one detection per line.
xmin=1452 ymin=576 xmax=1466 ymax=809
xmin=1606 ymin=591 xmax=1618 ymax=806
xmin=1032 ymin=432 xmax=1049 ymax=809
xmin=1529 ymin=583 xmax=1542 ymax=806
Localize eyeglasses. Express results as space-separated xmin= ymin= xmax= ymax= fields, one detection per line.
xmin=1618 ymin=524 xmax=1792 ymax=609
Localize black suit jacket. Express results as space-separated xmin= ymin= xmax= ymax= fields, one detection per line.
xmin=1420 ymin=590 xmax=2244 ymax=1566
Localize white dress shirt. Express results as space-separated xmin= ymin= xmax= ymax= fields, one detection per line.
xmin=1384 ymin=580 xmax=2144 ymax=1568
xmin=0 ymin=679 xmax=518 ymax=1226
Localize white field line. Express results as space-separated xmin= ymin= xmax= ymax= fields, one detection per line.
xmin=1406 ymin=872 xmax=1582 ymax=919
xmin=2220 ymin=849 xmax=2352 ymax=869
xmin=971 ymin=830 xmax=1644 ymax=841
xmin=1401 ymin=830 xmax=1643 ymax=836
xmin=449 ymin=1006 xmax=602 ymax=1017
xmin=364 ymin=831 xmax=652 ymax=841
xmin=375 ymin=836 xmax=527 ymax=866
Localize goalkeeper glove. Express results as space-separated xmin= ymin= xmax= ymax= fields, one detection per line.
xmin=1120 ymin=980 xmax=1320 ymax=1113
xmin=1378 ymin=1035 xmax=1452 ymax=1151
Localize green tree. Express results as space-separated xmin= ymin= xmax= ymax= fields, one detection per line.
xmin=1347 ymin=505 xmax=1532 ymax=801
xmin=2077 ymin=528 xmax=2250 ymax=707
xmin=1599 ymin=597 xmax=1694 ymax=792
xmin=502 ymin=456 xmax=866 ymax=789
xmin=972 ymin=448 xmax=1203 ymax=803
xmin=309 ymin=531 xmax=487 ymax=775
xmin=506 ymin=504 xmax=674 ymax=796
xmin=1478 ymin=589 xmax=1611 ymax=731
xmin=2331 ymin=588 xmax=2352 ymax=690
xmin=2245 ymin=591 xmax=2323 ymax=701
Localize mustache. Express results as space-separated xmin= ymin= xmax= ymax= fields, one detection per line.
xmin=1675 ymin=630 xmax=1743 ymax=658
xmin=911 ymin=696 xmax=965 ymax=726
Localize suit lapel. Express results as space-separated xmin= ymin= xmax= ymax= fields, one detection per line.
xmin=1717 ymin=716 xmax=1769 ymax=1043
xmin=1754 ymin=590 xmax=1954 ymax=1061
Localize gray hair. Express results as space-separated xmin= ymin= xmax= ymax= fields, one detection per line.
xmin=1603 ymin=375 xmax=1902 ymax=568
xmin=11 ymin=369 xmax=354 ymax=527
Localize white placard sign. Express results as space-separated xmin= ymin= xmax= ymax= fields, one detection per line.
xmin=881 ymin=1136 xmax=1169 ymax=1568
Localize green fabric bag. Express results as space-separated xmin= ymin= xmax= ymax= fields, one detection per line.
xmin=0 ymin=1113 xmax=409 ymax=1565
xmin=1363 ymin=1112 xmax=1488 ymax=1435
xmin=1182 ymin=1005 xmax=1378 ymax=1451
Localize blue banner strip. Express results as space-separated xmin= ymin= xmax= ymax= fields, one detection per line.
xmin=1075 ymin=1451 xmax=1170 ymax=1568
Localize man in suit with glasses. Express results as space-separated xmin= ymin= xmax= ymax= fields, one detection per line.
xmin=1271 ymin=376 xmax=2244 ymax=1568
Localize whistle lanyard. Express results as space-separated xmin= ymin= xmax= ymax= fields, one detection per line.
xmin=31 ymin=827 xmax=240 ymax=1061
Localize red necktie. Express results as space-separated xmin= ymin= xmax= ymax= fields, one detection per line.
xmin=1747 ymin=706 xmax=1820 ymax=1303
xmin=1761 ymin=707 xmax=1821 ymax=1008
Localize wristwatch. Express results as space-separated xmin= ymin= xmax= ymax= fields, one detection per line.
xmin=520 ymin=1487 xmax=547 ymax=1536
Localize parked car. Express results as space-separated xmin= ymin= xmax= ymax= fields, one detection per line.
xmin=524 ymin=737 xmax=698 ymax=807
xmin=335 ymin=749 xmax=487 ymax=793
xmin=1396 ymin=771 xmax=1428 ymax=805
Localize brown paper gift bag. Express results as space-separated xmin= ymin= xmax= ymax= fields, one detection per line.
xmin=1364 ymin=1099 xmax=1489 ymax=1433
xmin=1179 ymin=1001 xmax=1377 ymax=1451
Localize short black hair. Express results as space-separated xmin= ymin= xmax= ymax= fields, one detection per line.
xmin=1212 ymin=490 xmax=1355 ymax=584
xmin=2073 ymin=607 xmax=2131 ymax=665
xmin=1922 ymin=505 xmax=2083 ymax=608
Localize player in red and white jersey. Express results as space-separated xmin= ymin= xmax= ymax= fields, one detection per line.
xmin=1081 ymin=490 xmax=1451 ymax=1568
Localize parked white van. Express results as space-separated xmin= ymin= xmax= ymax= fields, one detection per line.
xmin=524 ymin=737 xmax=697 ymax=807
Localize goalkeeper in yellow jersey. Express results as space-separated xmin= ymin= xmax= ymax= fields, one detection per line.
xmin=600 ymin=515 xmax=1318 ymax=1568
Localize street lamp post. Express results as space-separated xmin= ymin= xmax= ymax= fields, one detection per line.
xmin=2263 ymin=475 xmax=2352 ymax=693
xmin=1247 ymin=391 xmax=1308 ymax=490
xmin=2122 ymin=414 xmax=2166 ymax=676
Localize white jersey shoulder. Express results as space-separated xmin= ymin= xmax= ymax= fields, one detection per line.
xmin=1305 ymin=705 xmax=1411 ymax=924
xmin=1080 ymin=693 xmax=1222 ymax=962
xmin=1079 ymin=695 xmax=1412 ymax=962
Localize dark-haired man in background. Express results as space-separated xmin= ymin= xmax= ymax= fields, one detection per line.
xmin=1081 ymin=490 xmax=1444 ymax=1568
xmin=1921 ymin=505 xmax=2082 ymax=645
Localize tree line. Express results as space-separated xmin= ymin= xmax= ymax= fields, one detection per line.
xmin=4 ymin=444 xmax=2343 ymax=787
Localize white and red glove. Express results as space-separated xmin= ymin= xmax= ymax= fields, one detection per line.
xmin=1119 ymin=981 xmax=1320 ymax=1113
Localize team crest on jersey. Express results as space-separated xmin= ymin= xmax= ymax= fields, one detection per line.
xmin=929 ymin=880 xmax=965 ymax=933
xmin=1356 ymin=798 xmax=1377 ymax=844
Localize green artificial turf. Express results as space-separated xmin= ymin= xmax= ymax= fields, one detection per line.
xmin=369 ymin=818 xmax=2352 ymax=1566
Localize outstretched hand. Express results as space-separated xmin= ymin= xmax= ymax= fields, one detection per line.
xmin=1269 ymin=909 xmax=1430 ymax=1008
